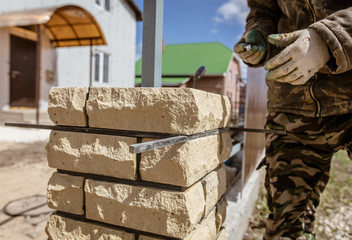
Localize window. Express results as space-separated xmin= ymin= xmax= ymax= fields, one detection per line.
xmin=228 ymin=70 xmax=232 ymax=82
xmin=94 ymin=51 xmax=110 ymax=83
xmin=103 ymin=54 xmax=109 ymax=83
xmin=96 ymin=0 xmax=110 ymax=11
xmin=235 ymin=74 xmax=240 ymax=82
xmin=105 ymin=0 xmax=110 ymax=11
xmin=94 ymin=53 xmax=100 ymax=82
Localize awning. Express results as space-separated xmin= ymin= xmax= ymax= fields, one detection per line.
xmin=0 ymin=5 xmax=107 ymax=47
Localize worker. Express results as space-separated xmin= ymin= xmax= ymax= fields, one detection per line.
xmin=234 ymin=1 xmax=352 ymax=239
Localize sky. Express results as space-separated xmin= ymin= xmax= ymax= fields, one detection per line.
xmin=134 ymin=0 xmax=250 ymax=78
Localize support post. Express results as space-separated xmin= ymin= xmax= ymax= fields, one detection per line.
xmin=141 ymin=0 xmax=164 ymax=87
xmin=89 ymin=39 xmax=93 ymax=87
xmin=35 ymin=25 xmax=42 ymax=124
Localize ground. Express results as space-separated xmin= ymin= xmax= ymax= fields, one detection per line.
xmin=0 ymin=127 xmax=53 ymax=240
xmin=243 ymin=150 xmax=352 ymax=240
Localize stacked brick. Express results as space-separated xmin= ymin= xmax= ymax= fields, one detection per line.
xmin=45 ymin=87 xmax=232 ymax=240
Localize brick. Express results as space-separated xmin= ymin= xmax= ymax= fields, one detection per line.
xmin=85 ymin=180 xmax=205 ymax=238
xmin=184 ymin=209 xmax=217 ymax=240
xmin=202 ymin=164 xmax=227 ymax=217
xmin=140 ymin=132 xmax=232 ymax=187
xmin=86 ymin=88 xmax=232 ymax=135
xmin=46 ymin=131 xmax=137 ymax=180
xmin=216 ymin=227 xmax=227 ymax=240
xmin=215 ymin=197 xmax=228 ymax=232
xmin=48 ymin=87 xmax=89 ymax=126
xmin=46 ymin=213 xmax=135 ymax=240
xmin=47 ymin=172 xmax=85 ymax=215
xmin=138 ymin=208 xmax=218 ymax=240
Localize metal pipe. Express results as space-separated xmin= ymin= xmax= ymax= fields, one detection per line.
xmin=141 ymin=0 xmax=164 ymax=87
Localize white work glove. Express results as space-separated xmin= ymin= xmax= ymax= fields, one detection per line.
xmin=234 ymin=30 xmax=266 ymax=65
xmin=265 ymin=29 xmax=330 ymax=85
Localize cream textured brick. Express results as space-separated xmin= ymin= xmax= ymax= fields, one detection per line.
xmin=46 ymin=213 xmax=135 ymax=240
xmin=139 ymin=209 xmax=218 ymax=240
xmin=216 ymin=227 xmax=227 ymax=240
xmin=86 ymin=88 xmax=232 ymax=135
xmin=215 ymin=197 xmax=228 ymax=232
xmin=184 ymin=209 xmax=217 ymax=240
xmin=46 ymin=131 xmax=137 ymax=180
xmin=140 ymin=132 xmax=232 ymax=187
xmin=85 ymin=180 xmax=205 ymax=238
xmin=48 ymin=87 xmax=89 ymax=126
xmin=202 ymin=164 xmax=227 ymax=217
xmin=47 ymin=172 xmax=85 ymax=215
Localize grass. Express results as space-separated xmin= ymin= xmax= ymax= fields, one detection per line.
xmin=244 ymin=150 xmax=352 ymax=239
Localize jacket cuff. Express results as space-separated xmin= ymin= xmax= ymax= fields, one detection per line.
xmin=309 ymin=20 xmax=351 ymax=74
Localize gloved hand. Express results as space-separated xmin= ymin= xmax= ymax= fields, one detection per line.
xmin=265 ymin=29 xmax=330 ymax=85
xmin=234 ymin=30 xmax=266 ymax=65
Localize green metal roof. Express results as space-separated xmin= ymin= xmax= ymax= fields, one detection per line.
xmin=135 ymin=42 xmax=233 ymax=84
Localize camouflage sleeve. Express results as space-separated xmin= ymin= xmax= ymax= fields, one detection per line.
xmin=238 ymin=0 xmax=282 ymax=67
xmin=309 ymin=7 xmax=352 ymax=74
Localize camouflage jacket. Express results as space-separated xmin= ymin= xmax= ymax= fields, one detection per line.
xmin=242 ymin=0 xmax=352 ymax=117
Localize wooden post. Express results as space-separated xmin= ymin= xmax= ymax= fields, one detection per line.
xmin=141 ymin=0 xmax=164 ymax=87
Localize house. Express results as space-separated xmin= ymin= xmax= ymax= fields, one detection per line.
xmin=0 ymin=0 xmax=142 ymax=123
xmin=135 ymin=42 xmax=246 ymax=120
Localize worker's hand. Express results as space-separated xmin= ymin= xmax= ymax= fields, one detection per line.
xmin=234 ymin=30 xmax=266 ymax=65
xmin=265 ymin=29 xmax=330 ymax=85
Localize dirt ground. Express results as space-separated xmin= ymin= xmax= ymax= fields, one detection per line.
xmin=0 ymin=141 xmax=54 ymax=240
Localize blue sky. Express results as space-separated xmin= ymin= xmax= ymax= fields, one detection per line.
xmin=134 ymin=0 xmax=250 ymax=78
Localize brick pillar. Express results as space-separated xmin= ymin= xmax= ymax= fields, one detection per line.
xmin=45 ymin=87 xmax=232 ymax=240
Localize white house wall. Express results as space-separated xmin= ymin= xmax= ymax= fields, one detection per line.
xmin=40 ymin=29 xmax=58 ymax=110
xmin=56 ymin=0 xmax=137 ymax=87
xmin=0 ymin=28 xmax=9 ymax=108
xmin=0 ymin=0 xmax=138 ymax=109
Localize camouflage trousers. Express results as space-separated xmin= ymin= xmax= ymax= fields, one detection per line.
xmin=262 ymin=112 xmax=352 ymax=240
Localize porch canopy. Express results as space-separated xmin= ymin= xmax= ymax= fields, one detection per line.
xmin=0 ymin=5 xmax=107 ymax=47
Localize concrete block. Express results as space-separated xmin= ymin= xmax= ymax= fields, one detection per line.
xmin=140 ymin=132 xmax=232 ymax=187
xmin=215 ymin=197 xmax=228 ymax=232
xmin=47 ymin=172 xmax=85 ymax=215
xmin=216 ymin=227 xmax=227 ymax=240
xmin=202 ymin=164 xmax=227 ymax=217
xmin=46 ymin=213 xmax=135 ymax=240
xmin=86 ymin=88 xmax=232 ymax=135
xmin=85 ymin=180 xmax=205 ymax=238
xmin=48 ymin=87 xmax=89 ymax=126
xmin=46 ymin=131 xmax=137 ymax=180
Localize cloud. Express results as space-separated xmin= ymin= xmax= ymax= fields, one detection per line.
xmin=210 ymin=28 xmax=218 ymax=34
xmin=215 ymin=0 xmax=249 ymax=25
